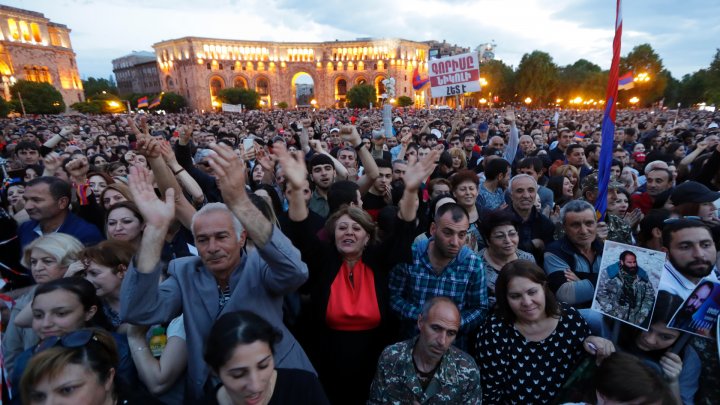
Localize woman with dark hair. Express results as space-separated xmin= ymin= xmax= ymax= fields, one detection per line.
xmin=547 ymin=175 xmax=574 ymax=208
xmin=10 ymin=278 xmax=136 ymax=399
xmin=201 ymin=311 xmax=329 ymax=405
xmin=279 ymin=144 xmax=438 ymax=404
xmin=450 ymin=169 xmax=483 ymax=251
xmin=615 ymin=291 xmax=700 ymax=404
xmin=88 ymin=171 xmax=114 ymax=205
xmin=475 ymin=260 xmax=614 ymax=404
xmin=252 ymin=184 xmax=284 ymax=222
xmin=594 ymin=352 xmax=674 ymax=405
xmin=477 ymin=210 xmax=535 ymax=307
xmin=100 ymin=182 xmax=132 ymax=210
xmin=20 ymin=328 xmax=157 ymax=405
xmin=105 ymin=201 xmax=145 ymax=247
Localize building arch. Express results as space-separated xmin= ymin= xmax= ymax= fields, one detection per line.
xmin=233 ymin=75 xmax=248 ymax=89
xmin=289 ymin=71 xmax=316 ymax=107
xmin=334 ymin=75 xmax=348 ymax=107
xmin=254 ymin=75 xmax=271 ymax=106
xmin=209 ymin=75 xmax=225 ymax=97
xmin=354 ymin=76 xmax=368 ymax=86
xmin=374 ymin=75 xmax=387 ymax=100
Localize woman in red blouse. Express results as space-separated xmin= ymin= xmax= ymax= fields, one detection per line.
xmin=278 ymin=137 xmax=439 ymax=405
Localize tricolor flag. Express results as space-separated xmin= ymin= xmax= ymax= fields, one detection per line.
xmin=137 ymin=96 xmax=149 ymax=108
xmin=618 ymin=72 xmax=634 ymax=90
xmin=412 ymin=66 xmax=429 ymax=90
xmin=149 ymin=95 xmax=162 ymax=109
xmin=595 ymin=0 xmax=623 ymax=220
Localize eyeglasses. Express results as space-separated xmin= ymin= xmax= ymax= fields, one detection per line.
xmin=663 ymin=216 xmax=702 ymax=224
xmin=491 ymin=231 xmax=519 ymax=240
xmin=35 ymin=329 xmax=98 ymax=354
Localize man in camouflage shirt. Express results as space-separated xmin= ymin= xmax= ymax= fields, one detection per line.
xmin=368 ymin=297 xmax=481 ymax=404
xmin=596 ymin=250 xmax=655 ymax=328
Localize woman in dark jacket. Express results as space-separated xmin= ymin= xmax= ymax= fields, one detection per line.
xmin=277 ymin=142 xmax=438 ymax=405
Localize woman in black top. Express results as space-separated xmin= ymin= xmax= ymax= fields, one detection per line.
xmin=202 ymin=311 xmax=329 ymax=405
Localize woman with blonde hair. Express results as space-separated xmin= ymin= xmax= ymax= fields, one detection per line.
xmin=2 ymin=234 xmax=84 ymax=376
xmin=554 ymin=164 xmax=580 ymax=198
xmin=448 ymin=147 xmax=467 ymax=171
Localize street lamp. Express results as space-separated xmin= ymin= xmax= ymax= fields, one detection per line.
xmin=479 ymin=98 xmax=487 ymax=105
xmin=629 ymin=96 xmax=640 ymax=105
xmin=479 ymin=77 xmax=488 ymax=87
xmin=310 ymin=99 xmax=317 ymax=107
xmin=634 ymin=73 xmax=650 ymax=82
xmin=524 ymin=97 xmax=532 ymax=105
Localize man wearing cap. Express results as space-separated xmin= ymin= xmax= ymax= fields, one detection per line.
xmin=631 ymin=167 xmax=673 ymax=214
xmin=392 ymin=116 xmax=404 ymax=136
xmin=670 ymin=181 xmax=720 ymax=221
xmin=307 ymin=154 xmax=336 ymax=218
xmin=477 ymin=122 xmax=490 ymax=146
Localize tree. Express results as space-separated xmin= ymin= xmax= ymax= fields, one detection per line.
xmin=277 ymin=101 xmax=288 ymax=109
xmin=158 ymin=92 xmax=187 ymax=113
xmin=346 ymin=84 xmax=376 ymax=108
xmin=10 ymin=80 xmax=65 ymax=114
xmin=557 ymin=59 xmax=606 ymax=102
xmin=217 ymin=88 xmax=260 ymax=110
xmin=619 ymin=44 xmax=667 ymax=106
xmin=70 ymin=101 xmax=104 ymax=114
xmin=0 ymin=97 xmax=10 ymax=117
xmin=82 ymin=77 xmax=118 ymax=98
xmin=515 ymin=51 xmax=558 ymax=105
xmin=705 ymin=48 xmax=720 ymax=105
xmin=397 ymin=96 xmax=413 ymax=107
xmin=479 ymin=59 xmax=515 ymax=103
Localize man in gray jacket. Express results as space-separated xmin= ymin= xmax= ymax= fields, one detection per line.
xmin=120 ymin=143 xmax=313 ymax=401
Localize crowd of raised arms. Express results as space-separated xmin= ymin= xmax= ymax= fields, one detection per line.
xmin=0 ymin=106 xmax=719 ymax=405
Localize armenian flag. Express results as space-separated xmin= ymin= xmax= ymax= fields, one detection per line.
xmin=137 ymin=96 xmax=149 ymax=108
xmin=618 ymin=72 xmax=634 ymax=90
xmin=149 ymin=95 xmax=162 ymax=109
xmin=595 ymin=0 xmax=623 ymax=220
xmin=412 ymin=66 xmax=429 ymax=90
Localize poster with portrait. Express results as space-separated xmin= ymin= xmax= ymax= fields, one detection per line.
xmin=668 ymin=280 xmax=720 ymax=339
xmin=591 ymin=241 xmax=666 ymax=330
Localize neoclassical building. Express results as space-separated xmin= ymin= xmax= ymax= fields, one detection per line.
xmin=0 ymin=5 xmax=83 ymax=108
xmin=153 ymin=37 xmax=430 ymax=111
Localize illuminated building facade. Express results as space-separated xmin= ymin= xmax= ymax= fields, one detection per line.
xmin=153 ymin=37 xmax=430 ymax=111
xmin=0 ymin=5 xmax=83 ymax=108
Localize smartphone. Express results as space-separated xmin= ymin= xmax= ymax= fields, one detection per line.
xmin=243 ymin=138 xmax=254 ymax=151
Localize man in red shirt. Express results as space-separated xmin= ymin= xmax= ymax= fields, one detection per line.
xmin=631 ymin=167 xmax=673 ymax=214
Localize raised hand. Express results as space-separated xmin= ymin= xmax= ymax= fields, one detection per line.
xmin=156 ymin=139 xmax=178 ymax=165
xmin=178 ymin=124 xmax=193 ymax=146
xmin=273 ymin=143 xmax=307 ymax=190
xmin=403 ymin=148 xmax=441 ymax=192
xmin=340 ymin=125 xmax=362 ymax=147
xmin=128 ymin=165 xmax=175 ymax=229
xmin=207 ymin=142 xmax=248 ymax=204
xmin=504 ymin=107 xmax=516 ymax=124
xmin=43 ymin=152 xmax=62 ymax=174
xmin=65 ymin=155 xmax=90 ymax=181
xmin=136 ymin=136 xmax=162 ymax=159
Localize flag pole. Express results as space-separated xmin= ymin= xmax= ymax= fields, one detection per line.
xmin=594 ymin=0 xmax=623 ymax=220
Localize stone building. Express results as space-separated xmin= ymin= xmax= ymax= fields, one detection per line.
xmin=0 ymin=5 xmax=83 ymax=108
xmin=112 ymin=51 xmax=162 ymax=96
xmin=425 ymin=40 xmax=470 ymax=60
xmin=152 ymin=37 xmax=430 ymax=111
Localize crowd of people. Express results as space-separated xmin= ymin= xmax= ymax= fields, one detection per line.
xmin=0 ymin=105 xmax=718 ymax=404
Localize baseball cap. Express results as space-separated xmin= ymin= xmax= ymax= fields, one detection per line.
xmin=670 ymin=181 xmax=720 ymax=205
xmin=478 ymin=122 xmax=489 ymax=132
xmin=393 ymin=117 xmax=403 ymax=124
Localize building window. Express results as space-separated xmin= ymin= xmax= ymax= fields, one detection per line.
xmin=19 ymin=21 xmax=30 ymax=41
xmin=207 ymin=63 xmax=211 ymax=70
xmin=337 ymin=79 xmax=347 ymax=96
xmin=256 ymin=77 xmax=269 ymax=96
xmin=30 ymin=23 xmax=42 ymax=43
xmin=209 ymin=77 xmax=224 ymax=97
xmin=8 ymin=19 xmax=19 ymax=40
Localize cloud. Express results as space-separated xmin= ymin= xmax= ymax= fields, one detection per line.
xmin=3 ymin=0 xmax=715 ymax=79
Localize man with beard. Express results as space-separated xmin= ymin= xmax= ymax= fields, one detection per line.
xmin=596 ymin=251 xmax=655 ymax=327
xmin=307 ymin=153 xmax=336 ymax=218
xmin=672 ymin=280 xmax=714 ymax=330
xmin=389 ymin=203 xmax=487 ymax=350
xmin=658 ymin=218 xmax=720 ymax=404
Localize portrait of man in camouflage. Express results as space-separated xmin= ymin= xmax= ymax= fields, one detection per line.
xmin=594 ymin=249 xmax=658 ymax=329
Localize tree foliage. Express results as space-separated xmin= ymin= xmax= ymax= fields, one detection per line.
xmin=82 ymin=77 xmax=118 ymax=98
xmin=515 ymin=51 xmax=558 ymax=105
xmin=556 ymin=59 xmax=606 ymax=102
xmin=158 ymin=92 xmax=187 ymax=113
xmin=619 ymin=44 xmax=667 ymax=106
xmin=346 ymin=84 xmax=376 ymax=108
xmin=277 ymin=101 xmax=289 ymax=109
xmin=479 ymin=59 xmax=515 ymax=103
xmin=397 ymin=96 xmax=413 ymax=107
xmin=10 ymin=80 xmax=65 ymax=114
xmin=217 ymin=88 xmax=260 ymax=110
xmin=0 ymin=97 xmax=10 ymax=117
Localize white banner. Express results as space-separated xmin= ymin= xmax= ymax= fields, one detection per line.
xmin=428 ymin=52 xmax=481 ymax=98
xmin=222 ymin=103 xmax=243 ymax=112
